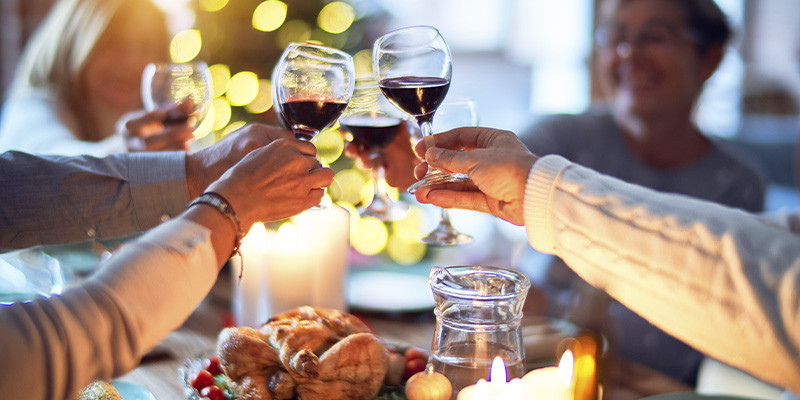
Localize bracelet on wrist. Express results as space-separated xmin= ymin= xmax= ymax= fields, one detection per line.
xmin=188 ymin=192 xmax=244 ymax=265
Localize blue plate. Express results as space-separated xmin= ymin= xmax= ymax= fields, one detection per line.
xmin=112 ymin=381 xmax=155 ymax=400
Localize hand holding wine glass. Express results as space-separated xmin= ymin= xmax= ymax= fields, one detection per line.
xmin=339 ymin=75 xmax=409 ymax=221
xmin=137 ymin=62 xmax=212 ymax=151
xmin=372 ymin=25 xmax=470 ymax=194
xmin=273 ymin=42 xmax=355 ymax=208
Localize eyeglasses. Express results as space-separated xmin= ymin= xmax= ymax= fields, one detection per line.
xmin=595 ymin=23 xmax=702 ymax=57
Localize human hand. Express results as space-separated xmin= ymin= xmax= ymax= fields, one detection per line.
xmin=205 ymin=139 xmax=334 ymax=229
xmin=118 ymin=100 xmax=196 ymax=152
xmin=343 ymin=120 xmax=419 ymax=190
xmin=412 ymin=127 xmax=537 ymax=225
xmin=186 ymin=124 xmax=296 ymax=199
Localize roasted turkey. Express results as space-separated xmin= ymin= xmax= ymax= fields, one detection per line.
xmin=216 ymin=306 xmax=389 ymax=400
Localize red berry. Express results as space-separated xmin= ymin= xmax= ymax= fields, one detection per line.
xmin=404 ymin=357 xmax=427 ymax=380
xmin=203 ymin=356 xmax=223 ymax=376
xmin=191 ymin=369 xmax=215 ymax=391
xmin=404 ymin=347 xmax=428 ymax=362
xmin=200 ymin=385 xmax=225 ymax=400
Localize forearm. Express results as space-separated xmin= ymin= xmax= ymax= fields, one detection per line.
xmin=523 ymin=155 xmax=800 ymax=393
xmin=0 ymin=217 xmax=219 ymax=400
xmin=0 ymin=151 xmax=189 ymax=250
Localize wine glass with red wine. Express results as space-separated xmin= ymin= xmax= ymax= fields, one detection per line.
xmin=339 ymin=76 xmax=409 ymax=221
xmin=372 ymin=25 xmax=470 ymax=195
xmin=273 ymin=43 xmax=355 ymax=207
xmin=274 ymin=43 xmax=354 ymax=141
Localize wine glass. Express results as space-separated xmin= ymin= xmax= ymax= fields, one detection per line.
xmin=418 ymin=98 xmax=477 ymax=246
xmin=273 ymin=43 xmax=354 ymax=141
xmin=372 ymin=25 xmax=470 ymax=195
xmin=141 ymin=61 xmax=212 ymax=127
xmin=339 ymin=75 xmax=409 ymax=221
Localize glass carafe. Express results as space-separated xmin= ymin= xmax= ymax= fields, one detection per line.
xmin=428 ymin=265 xmax=530 ymax=397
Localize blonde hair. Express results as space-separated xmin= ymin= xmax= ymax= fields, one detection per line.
xmin=12 ymin=0 xmax=123 ymax=95
xmin=10 ymin=0 xmax=167 ymax=140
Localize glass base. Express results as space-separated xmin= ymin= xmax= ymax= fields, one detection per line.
xmin=407 ymin=171 xmax=471 ymax=195
xmin=421 ymin=223 xmax=473 ymax=246
xmin=359 ymin=198 xmax=409 ymax=221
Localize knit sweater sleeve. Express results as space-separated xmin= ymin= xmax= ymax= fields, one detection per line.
xmin=523 ymin=155 xmax=800 ymax=394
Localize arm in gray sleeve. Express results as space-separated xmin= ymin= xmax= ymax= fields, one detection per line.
xmin=524 ymin=155 xmax=800 ymax=395
xmin=0 ymin=150 xmax=190 ymax=250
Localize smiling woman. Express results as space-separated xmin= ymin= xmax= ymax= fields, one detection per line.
xmin=0 ymin=0 xmax=195 ymax=156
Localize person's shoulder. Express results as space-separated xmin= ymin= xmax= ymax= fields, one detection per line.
xmin=519 ymin=107 xmax=616 ymax=153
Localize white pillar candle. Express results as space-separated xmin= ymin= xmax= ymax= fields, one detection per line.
xmin=231 ymin=223 xmax=273 ymax=327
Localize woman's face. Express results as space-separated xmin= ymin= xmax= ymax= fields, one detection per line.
xmin=81 ymin=4 xmax=168 ymax=113
xmin=595 ymin=0 xmax=716 ymax=120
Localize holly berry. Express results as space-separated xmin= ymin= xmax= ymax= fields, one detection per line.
xmin=404 ymin=347 xmax=428 ymax=363
xmin=203 ymin=356 xmax=223 ymax=376
xmin=191 ymin=369 xmax=215 ymax=392
xmin=404 ymin=357 xmax=427 ymax=380
xmin=200 ymin=384 xmax=225 ymax=400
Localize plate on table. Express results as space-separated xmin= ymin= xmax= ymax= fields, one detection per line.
xmin=111 ymin=380 xmax=156 ymax=400
xmin=348 ymin=270 xmax=434 ymax=313
xmin=642 ymin=393 xmax=763 ymax=400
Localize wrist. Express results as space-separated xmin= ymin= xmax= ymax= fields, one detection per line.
xmin=188 ymin=192 xmax=244 ymax=259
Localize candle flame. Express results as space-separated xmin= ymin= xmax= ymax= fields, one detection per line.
xmin=558 ymin=349 xmax=574 ymax=385
xmin=489 ymin=356 xmax=507 ymax=383
xmin=475 ymin=379 xmax=489 ymax=397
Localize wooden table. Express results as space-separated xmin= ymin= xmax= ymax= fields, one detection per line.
xmin=118 ymin=271 xmax=692 ymax=400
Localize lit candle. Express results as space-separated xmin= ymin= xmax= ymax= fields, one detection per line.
xmin=457 ymin=357 xmax=522 ymax=400
xmin=263 ymin=205 xmax=350 ymax=314
xmin=231 ymin=205 xmax=351 ymax=326
xmin=231 ymin=223 xmax=272 ymax=327
xmin=457 ymin=350 xmax=576 ymax=400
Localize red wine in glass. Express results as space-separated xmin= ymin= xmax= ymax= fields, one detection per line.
xmin=279 ymin=99 xmax=349 ymax=140
xmin=377 ymin=76 xmax=450 ymax=125
xmin=339 ymin=115 xmax=403 ymax=153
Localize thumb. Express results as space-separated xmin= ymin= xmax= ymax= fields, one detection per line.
xmin=426 ymin=147 xmax=472 ymax=175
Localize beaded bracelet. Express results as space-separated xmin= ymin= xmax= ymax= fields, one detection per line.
xmin=188 ymin=192 xmax=244 ymax=265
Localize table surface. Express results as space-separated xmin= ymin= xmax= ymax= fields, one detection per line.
xmin=118 ymin=271 xmax=693 ymax=400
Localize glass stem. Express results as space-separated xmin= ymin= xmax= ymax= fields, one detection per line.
xmin=439 ymin=208 xmax=452 ymax=227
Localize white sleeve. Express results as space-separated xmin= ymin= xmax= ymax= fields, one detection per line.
xmin=0 ymin=90 xmax=127 ymax=157
xmin=0 ymin=218 xmax=218 ymax=400
xmin=523 ymin=155 xmax=800 ymax=394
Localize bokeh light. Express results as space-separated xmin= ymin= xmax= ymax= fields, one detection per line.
xmin=221 ymin=121 xmax=247 ymax=138
xmin=208 ymin=64 xmax=231 ymax=97
xmin=253 ymin=0 xmax=288 ymax=32
xmin=317 ymin=2 xmax=355 ymax=34
xmin=193 ymin=106 xmax=214 ymax=140
xmin=313 ymin=127 xmax=344 ymax=165
xmin=227 ymin=71 xmax=259 ymax=106
xmin=353 ymin=49 xmax=373 ymax=77
xmin=391 ymin=206 xmax=427 ymax=243
xmin=199 ymin=0 xmax=228 ymax=12
xmin=386 ymin=234 xmax=426 ymax=265
xmin=212 ymin=97 xmax=232 ymax=131
xmin=276 ymin=20 xmax=313 ymax=49
xmin=170 ymin=29 xmax=202 ymax=63
xmin=329 ymin=169 xmax=367 ymax=205
xmin=244 ymin=79 xmax=274 ymax=114
xmin=351 ymin=216 xmax=388 ymax=255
